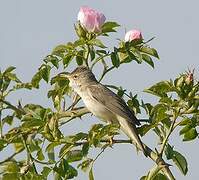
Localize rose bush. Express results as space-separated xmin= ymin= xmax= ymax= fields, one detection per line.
xmin=0 ymin=5 xmax=198 ymax=180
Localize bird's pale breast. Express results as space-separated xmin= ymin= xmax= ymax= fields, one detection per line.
xmin=78 ymin=88 xmax=117 ymax=124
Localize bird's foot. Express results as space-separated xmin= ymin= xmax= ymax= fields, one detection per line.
xmin=108 ymin=136 xmax=114 ymax=147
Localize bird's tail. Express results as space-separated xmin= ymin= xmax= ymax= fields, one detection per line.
xmin=118 ymin=117 xmax=148 ymax=157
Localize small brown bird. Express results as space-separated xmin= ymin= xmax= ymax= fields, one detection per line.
xmin=60 ymin=66 xmax=147 ymax=156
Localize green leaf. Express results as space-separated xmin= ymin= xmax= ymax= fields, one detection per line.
xmin=66 ymin=150 xmax=83 ymax=163
xmin=152 ymin=173 xmax=168 ymax=180
xmin=77 ymin=158 xmax=93 ymax=172
xmin=82 ymin=142 xmax=89 ymax=156
xmin=14 ymin=142 xmax=24 ymax=153
xmin=0 ymin=139 xmax=7 ymax=151
xmin=89 ymin=168 xmax=94 ymax=180
xmin=6 ymin=73 xmax=21 ymax=83
xmin=2 ymin=173 xmax=19 ymax=180
xmin=65 ymin=165 xmax=78 ymax=179
xmin=63 ymin=54 xmax=73 ymax=68
xmin=142 ymin=54 xmax=154 ymax=68
xmin=76 ymin=50 xmax=84 ymax=65
xmin=31 ymin=71 xmax=42 ymax=88
xmin=41 ymin=167 xmax=52 ymax=178
xmin=2 ymin=115 xmax=14 ymax=125
xmin=40 ymin=65 xmax=51 ymax=83
xmin=59 ymin=144 xmax=74 ymax=158
xmin=172 ymin=151 xmax=188 ymax=175
xmin=37 ymin=149 xmax=45 ymax=161
xmin=140 ymin=46 xmax=159 ymax=59
xmin=3 ymin=66 xmax=16 ymax=75
xmin=52 ymin=45 xmax=68 ymax=55
xmin=131 ymin=48 xmax=142 ymax=63
xmin=3 ymin=161 xmax=19 ymax=173
xmin=48 ymin=56 xmax=59 ymax=69
xmin=90 ymin=39 xmax=106 ymax=48
xmin=179 ymin=124 xmax=192 ymax=135
xmin=101 ymin=21 xmax=120 ymax=33
xmin=165 ymin=144 xmax=174 ymax=160
xmin=111 ymin=51 xmax=120 ymax=68
xmin=183 ymin=128 xmax=198 ymax=141
xmin=144 ymin=81 xmax=174 ymax=97
xmin=145 ymin=165 xmax=164 ymax=180
xmin=90 ymin=47 xmax=95 ymax=61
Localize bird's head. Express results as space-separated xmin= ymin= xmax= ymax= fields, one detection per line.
xmin=58 ymin=66 xmax=97 ymax=89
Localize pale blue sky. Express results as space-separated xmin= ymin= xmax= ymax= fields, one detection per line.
xmin=0 ymin=0 xmax=198 ymax=179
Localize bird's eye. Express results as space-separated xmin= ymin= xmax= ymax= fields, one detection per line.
xmin=73 ymin=75 xmax=78 ymax=79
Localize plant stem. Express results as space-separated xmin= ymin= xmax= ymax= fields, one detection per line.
xmin=0 ymin=149 xmax=24 ymax=165
xmin=99 ymin=66 xmax=114 ymax=82
xmin=0 ymin=109 xmax=2 ymax=138
xmin=85 ymin=44 xmax=90 ymax=67
xmin=61 ymin=138 xmax=175 ymax=180
xmin=22 ymin=136 xmax=38 ymax=174
xmin=159 ymin=114 xmax=178 ymax=156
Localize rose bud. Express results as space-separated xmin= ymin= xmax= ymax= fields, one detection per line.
xmin=77 ymin=6 xmax=106 ymax=33
xmin=125 ymin=29 xmax=143 ymax=42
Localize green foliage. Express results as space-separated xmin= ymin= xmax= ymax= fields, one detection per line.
xmin=0 ymin=14 xmax=198 ymax=180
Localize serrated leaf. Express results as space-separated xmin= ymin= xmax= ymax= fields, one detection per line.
xmin=90 ymin=47 xmax=95 ymax=61
xmin=3 ymin=66 xmax=16 ymax=75
xmin=101 ymin=21 xmax=120 ymax=33
xmin=40 ymin=65 xmax=51 ymax=83
xmin=0 ymin=139 xmax=7 ymax=151
xmin=59 ymin=144 xmax=74 ymax=158
xmin=52 ymin=45 xmax=68 ymax=55
xmin=165 ymin=144 xmax=174 ymax=160
xmin=172 ymin=151 xmax=188 ymax=175
xmin=31 ymin=71 xmax=42 ymax=88
xmin=152 ymin=173 xmax=168 ymax=180
xmin=77 ymin=159 xmax=93 ymax=172
xmin=66 ymin=150 xmax=83 ymax=163
xmin=144 ymin=81 xmax=174 ymax=97
xmin=63 ymin=54 xmax=73 ymax=68
xmin=111 ymin=52 xmax=120 ymax=68
xmin=37 ymin=149 xmax=45 ymax=161
xmin=65 ymin=165 xmax=78 ymax=179
xmin=2 ymin=115 xmax=14 ymax=125
xmin=140 ymin=46 xmax=159 ymax=59
xmin=183 ymin=128 xmax=198 ymax=141
xmin=49 ymin=56 xmax=59 ymax=69
xmin=82 ymin=142 xmax=89 ymax=156
xmin=179 ymin=124 xmax=192 ymax=135
xmin=76 ymin=50 xmax=84 ymax=65
xmin=41 ymin=167 xmax=51 ymax=178
xmin=2 ymin=173 xmax=19 ymax=180
xmin=90 ymin=39 xmax=106 ymax=48
xmin=131 ymin=48 xmax=142 ymax=63
xmin=142 ymin=54 xmax=154 ymax=68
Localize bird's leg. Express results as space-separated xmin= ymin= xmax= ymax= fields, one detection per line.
xmin=66 ymin=92 xmax=81 ymax=111
xmin=109 ymin=135 xmax=114 ymax=146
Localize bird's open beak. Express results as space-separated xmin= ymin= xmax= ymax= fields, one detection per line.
xmin=58 ymin=72 xmax=71 ymax=79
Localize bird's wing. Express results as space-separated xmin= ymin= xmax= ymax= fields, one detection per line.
xmin=87 ymin=84 xmax=140 ymax=126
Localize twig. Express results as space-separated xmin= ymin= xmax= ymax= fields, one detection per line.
xmin=22 ymin=136 xmax=38 ymax=174
xmin=159 ymin=114 xmax=178 ymax=156
xmin=99 ymin=66 xmax=114 ymax=82
xmin=58 ymin=107 xmax=90 ymax=120
xmin=0 ymin=99 xmax=25 ymax=115
xmin=91 ymin=53 xmax=111 ymax=70
xmin=0 ymin=149 xmax=24 ymax=165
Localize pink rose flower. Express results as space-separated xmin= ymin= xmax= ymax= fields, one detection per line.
xmin=77 ymin=6 xmax=106 ymax=33
xmin=124 ymin=29 xmax=143 ymax=42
